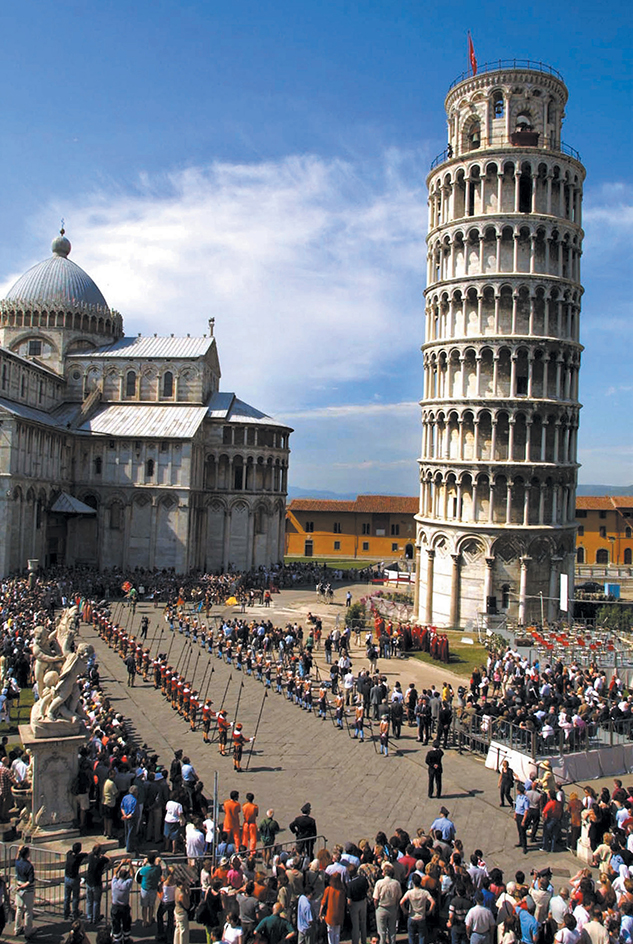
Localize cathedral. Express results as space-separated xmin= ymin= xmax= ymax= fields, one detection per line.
xmin=0 ymin=230 xmax=291 ymax=575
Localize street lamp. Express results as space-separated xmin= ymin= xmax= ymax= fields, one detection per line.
xmin=608 ymin=535 xmax=616 ymax=564
xmin=539 ymin=590 xmax=545 ymax=626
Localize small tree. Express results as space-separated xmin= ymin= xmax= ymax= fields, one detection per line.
xmin=346 ymin=601 xmax=366 ymax=626
xmin=596 ymin=604 xmax=633 ymax=633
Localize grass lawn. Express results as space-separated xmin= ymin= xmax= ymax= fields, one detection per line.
xmin=0 ymin=688 xmax=34 ymax=743
xmin=411 ymin=631 xmax=488 ymax=678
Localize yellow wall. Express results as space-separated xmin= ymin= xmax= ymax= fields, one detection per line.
xmin=285 ymin=508 xmax=416 ymax=559
xmin=576 ymin=506 xmax=633 ymax=565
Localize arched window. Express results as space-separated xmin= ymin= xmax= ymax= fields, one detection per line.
xmin=501 ymin=584 xmax=510 ymax=609
xmin=146 ymin=458 xmax=155 ymax=477
xmin=162 ymin=371 xmax=174 ymax=398
xmin=125 ymin=370 xmax=136 ymax=398
xmin=468 ymin=121 xmax=481 ymax=150
xmin=576 ymin=547 xmax=585 ymax=564
xmin=94 ymin=456 xmax=103 ymax=475
xmin=516 ymin=112 xmax=532 ymax=132
xmin=626 ymin=527 xmax=632 ymax=539
xmin=547 ymin=101 xmax=556 ymax=125
xmin=625 ymin=548 xmax=632 ymax=565
xmin=110 ymin=503 xmax=123 ymax=530
xmin=596 ymin=548 xmax=609 ymax=565
xmin=492 ymin=91 xmax=504 ymax=118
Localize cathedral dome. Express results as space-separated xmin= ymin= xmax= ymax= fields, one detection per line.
xmin=2 ymin=231 xmax=110 ymax=313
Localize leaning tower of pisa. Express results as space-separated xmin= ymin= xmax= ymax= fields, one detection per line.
xmin=417 ymin=60 xmax=585 ymax=628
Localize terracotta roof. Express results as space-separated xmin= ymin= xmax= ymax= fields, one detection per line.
xmin=610 ymin=496 xmax=633 ymax=509
xmin=288 ymin=500 xmax=357 ymax=513
xmin=354 ymin=495 xmax=418 ymax=514
xmin=576 ymin=495 xmax=633 ymax=511
xmin=576 ymin=496 xmax=614 ymax=510
xmin=288 ymin=495 xmax=418 ymax=515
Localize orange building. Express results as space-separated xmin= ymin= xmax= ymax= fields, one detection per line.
xmin=575 ymin=496 xmax=633 ymax=566
xmin=285 ymin=495 xmax=418 ymax=560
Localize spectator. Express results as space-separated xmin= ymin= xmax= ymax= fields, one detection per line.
xmin=14 ymin=845 xmax=35 ymax=940
xmin=138 ymin=850 xmax=162 ymax=928
xmin=85 ymin=843 xmax=110 ymax=927
xmin=111 ymin=859 xmax=133 ymax=944
xmin=64 ymin=841 xmax=88 ymax=922
xmin=174 ymin=877 xmax=191 ymax=944
xmin=373 ymin=862 xmax=401 ymax=944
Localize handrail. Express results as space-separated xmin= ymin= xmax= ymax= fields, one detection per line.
xmin=448 ymin=60 xmax=564 ymax=90
xmin=430 ymin=138 xmax=581 ymax=171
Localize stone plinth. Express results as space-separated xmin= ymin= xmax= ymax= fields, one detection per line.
xmin=19 ymin=725 xmax=87 ymax=842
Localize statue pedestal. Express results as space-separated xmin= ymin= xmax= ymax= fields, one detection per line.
xmin=19 ymin=725 xmax=87 ymax=842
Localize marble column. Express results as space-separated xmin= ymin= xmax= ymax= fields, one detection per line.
xmin=518 ymin=556 xmax=531 ymax=625
xmin=449 ymin=553 xmax=461 ymax=628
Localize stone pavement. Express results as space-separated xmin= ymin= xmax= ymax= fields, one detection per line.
xmin=77 ymin=587 xmax=579 ymax=880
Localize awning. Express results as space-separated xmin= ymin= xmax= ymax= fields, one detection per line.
xmin=50 ymin=493 xmax=97 ymax=515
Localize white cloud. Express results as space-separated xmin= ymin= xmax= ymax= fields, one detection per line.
xmin=277 ymin=400 xmax=419 ymax=420
xmin=8 ymin=152 xmax=429 ymax=414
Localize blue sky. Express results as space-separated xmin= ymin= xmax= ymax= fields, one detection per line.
xmin=1 ymin=0 xmax=632 ymax=493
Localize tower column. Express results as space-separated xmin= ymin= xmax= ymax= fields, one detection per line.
xmin=518 ymin=556 xmax=531 ymax=625
xmin=449 ymin=553 xmax=461 ymax=627
xmin=483 ymin=557 xmax=495 ymax=613
xmin=424 ymin=549 xmax=435 ymax=623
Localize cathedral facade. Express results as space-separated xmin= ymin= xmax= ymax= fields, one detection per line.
xmin=0 ymin=231 xmax=291 ymax=575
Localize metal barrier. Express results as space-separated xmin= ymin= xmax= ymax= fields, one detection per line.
xmin=0 ymin=843 xmax=66 ymax=917
xmin=100 ymin=836 xmax=328 ymax=925
xmin=454 ymin=710 xmax=633 ymax=761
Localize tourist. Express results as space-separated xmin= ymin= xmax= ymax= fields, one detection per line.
xmin=157 ymin=867 xmax=178 ymax=942
xmin=111 ymin=859 xmax=133 ymax=944
xmin=85 ymin=843 xmax=110 ymax=927
xmin=14 ymin=846 xmax=35 ymax=940
xmin=163 ymin=791 xmax=185 ymax=854
xmin=373 ymin=862 xmax=401 ymax=944
xmin=64 ymin=841 xmax=88 ymax=922
xmin=174 ymin=877 xmax=191 ymax=944
xmin=137 ymin=850 xmax=162 ymax=927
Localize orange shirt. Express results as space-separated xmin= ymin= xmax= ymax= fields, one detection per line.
xmin=223 ymin=798 xmax=241 ymax=832
xmin=242 ymin=801 xmax=259 ymax=825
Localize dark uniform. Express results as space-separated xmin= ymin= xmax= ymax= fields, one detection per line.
xmin=425 ymin=742 xmax=444 ymax=798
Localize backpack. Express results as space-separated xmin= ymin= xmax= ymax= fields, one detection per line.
xmin=259 ymin=817 xmax=276 ymax=845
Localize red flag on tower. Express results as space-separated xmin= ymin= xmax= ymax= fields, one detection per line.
xmin=468 ymin=32 xmax=477 ymax=75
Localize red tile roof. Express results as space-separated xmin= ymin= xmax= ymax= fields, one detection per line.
xmin=354 ymin=495 xmax=419 ymax=514
xmin=576 ymin=495 xmax=633 ymax=511
xmin=610 ymin=496 xmax=633 ymax=509
xmin=288 ymin=495 xmax=418 ymax=515
xmin=576 ymin=496 xmax=614 ymax=510
xmin=287 ymin=500 xmax=357 ymax=513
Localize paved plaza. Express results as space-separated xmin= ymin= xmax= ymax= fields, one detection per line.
xmin=77 ymin=584 xmax=578 ymax=878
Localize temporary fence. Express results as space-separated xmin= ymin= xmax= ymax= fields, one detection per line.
xmin=454 ymin=711 xmax=633 ymax=761
xmin=98 ymin=835 xmax=328 ymax=925
xmin=0 ymin=843 xmax=66 ymax=917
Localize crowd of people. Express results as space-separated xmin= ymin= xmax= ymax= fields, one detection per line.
xmin=1 ymin=565 xmax=633 ymax=944
xmin=450 ymin=647 xmax=633 ymax=755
